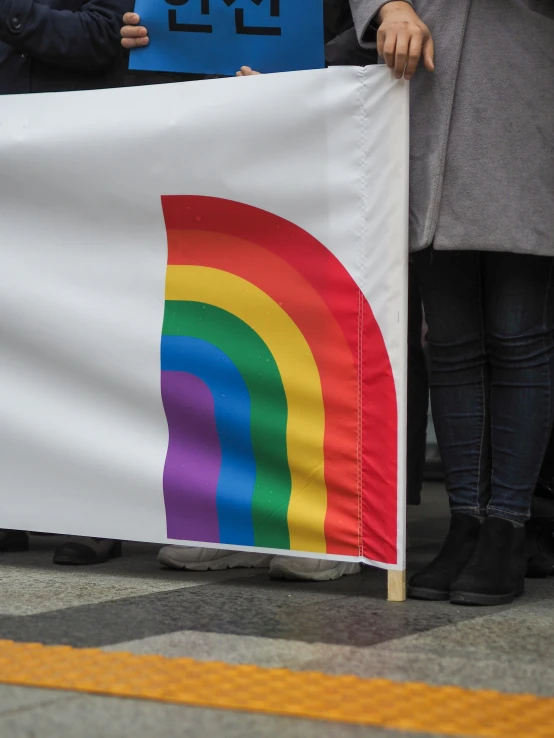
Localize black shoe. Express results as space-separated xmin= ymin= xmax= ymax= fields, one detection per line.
xmin=525 ymin=494 xmax=554 ymax=578
xmin=53 ymin=538 xmax=122 ymax=565
xmin=450 ymin=517 xmax=526 ymax=606
xmin=0 ymin=529 xmax=29 ymax=552
xmin=407 ymin=513 xmax=482 ymax=601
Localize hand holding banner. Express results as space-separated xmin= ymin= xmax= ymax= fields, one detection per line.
xmin=129 ymin=0 xmax=325 ymax=76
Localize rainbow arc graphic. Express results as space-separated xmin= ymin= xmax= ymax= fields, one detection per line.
xmin=161 ymin=196 xmax=397 ymax=563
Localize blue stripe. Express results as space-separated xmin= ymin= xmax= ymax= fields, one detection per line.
xmin=161 ymin=335 xmax=256 ymax=546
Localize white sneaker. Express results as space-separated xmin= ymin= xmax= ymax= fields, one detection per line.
xmin=158 ymin=545 xmax=274 ymax=571
xmin=269 ymin=556 xmax=361 ymax=582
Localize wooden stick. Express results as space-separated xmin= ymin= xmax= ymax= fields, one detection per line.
xmin=387 ymin=570 xmax=406 ymax=602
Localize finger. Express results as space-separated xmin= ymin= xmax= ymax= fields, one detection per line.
xmin=394 ymin=31 xmax=409 ymax=78
xmin=382 ymin=30 xmax=398 ymax=70
xmin=121 ymin=25 xmax=147 ymax=38
xmin=405 ymin=31 xmax=423 ymax=80
xmin=236 ymin=71 xmax=243 ymax=76
xmin=376 ymin=27 xmax=386 ymax=61
xmin=121 ymin=36 xmax=149 ymax=49
xmin=122 ymin=12 xmax=140 ymax=25
xmin=423 ymin=34 xmax=435 ymax=72
xmin=240 ymin=66 xmax=261 ymax=76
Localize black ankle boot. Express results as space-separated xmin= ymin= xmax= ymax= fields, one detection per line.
xmin=408 ymin=513 xmax=482 ymax=601
xmin=525 ymin=494 xmax=554 ymax=578
xmin=450 ymin=517 xmax=526 ymax=606
xmin=53 ymin=538 xmax=122 ymax=565
xmin=0 ymin=529 xmax=29 ymax=552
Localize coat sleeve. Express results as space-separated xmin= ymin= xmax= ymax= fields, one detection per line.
xmin=348 ymin=0 xmax=413 ymax=46
xmin=0 ymin=0 xmax=129 ymax=71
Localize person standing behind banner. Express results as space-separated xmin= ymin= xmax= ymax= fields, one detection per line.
xmin=119 ymin=0 xmax=428 ymax=582
xmin=350 ymin=0 xmax=554 ymax=606
xmin=0 ymin=0 xmax=129 ymax=94
xmin=0 ymin=0 xmax=130 ymax=565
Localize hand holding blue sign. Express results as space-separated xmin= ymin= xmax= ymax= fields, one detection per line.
xmin=125 ymin=0 xmax=325 ymax=77
xmin=121 ymin=13 xmax=150 ymax=49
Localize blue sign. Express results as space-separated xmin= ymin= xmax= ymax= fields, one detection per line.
xmin=129 ymin=0 xmax=325 ymax=77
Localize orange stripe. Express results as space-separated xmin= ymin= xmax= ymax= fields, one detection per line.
xmin=0 ymin=640 xmax=551 ymax=738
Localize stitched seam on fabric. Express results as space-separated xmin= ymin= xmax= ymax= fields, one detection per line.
xmin=488 ymin=506 xmax=528 ymax=521
xmin=355 ymin=66 xmax=368 ymax=557
xmin=358 ymin=291 xmax=364 ymax=556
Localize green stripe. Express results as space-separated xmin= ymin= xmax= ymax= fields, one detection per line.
xmin=163 ymin=301 xmax=291 ymax=549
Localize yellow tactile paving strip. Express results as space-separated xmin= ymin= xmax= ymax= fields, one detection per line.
xmin=0 ymin=640 xmax=553 ymax=737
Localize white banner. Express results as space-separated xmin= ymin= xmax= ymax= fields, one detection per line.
xmin=0 ymin=67 xmax=408 ymax=569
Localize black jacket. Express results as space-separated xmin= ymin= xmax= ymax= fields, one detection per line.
xmin=0 ymin=0 xmax=130 ymax=94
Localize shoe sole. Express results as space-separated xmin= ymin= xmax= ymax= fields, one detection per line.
xmin=53 ymin=554 xmax=120 ymax=566
xmin=53 ymin=542 xmax=122 ymax=566
xmin=0 ymin=542 xmax=30 ymax=553
xmin=53 ymin=556 xmax=115 ymax=566
xmin=407 ymin=586 xmax=450 ymax=601
xmin=158 ymin=552 xmax=273 ymax=571
xmin=269 ymin=563 xmax=361 ymax=582
xmin=53 ymin=557 xmax=94 ymax=566
xmin=450 ymin=590 xmax=516 ymax=606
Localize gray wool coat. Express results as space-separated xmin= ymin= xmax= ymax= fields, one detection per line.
xmin=349 ymin=0 xmax=554 ymax=256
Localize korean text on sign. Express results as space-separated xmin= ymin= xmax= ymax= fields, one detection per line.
xmin=129 ymin=0 xmax=325 ymax=76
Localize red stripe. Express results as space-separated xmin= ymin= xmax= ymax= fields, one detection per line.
xmin=162 ymin=196 xmax=397 ymax=564
xmin=361 ymin=299 xmax=398 ymax=564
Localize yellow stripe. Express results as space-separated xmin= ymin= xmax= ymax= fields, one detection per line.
xmin=165 ymin=265 xmax=327 ymax=553
xmin=0 ymin=640 xmax=552 ymax=737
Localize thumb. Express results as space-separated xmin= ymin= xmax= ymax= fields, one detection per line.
xmin=423 ymin=34 xmax=435 ymax=72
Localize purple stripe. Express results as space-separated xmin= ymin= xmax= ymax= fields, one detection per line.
xmin=161 ymin=371 xmax=221 ymax=542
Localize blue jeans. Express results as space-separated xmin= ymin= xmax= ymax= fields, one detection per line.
xmin=412 ymin=249 xmax=554 ymax=523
